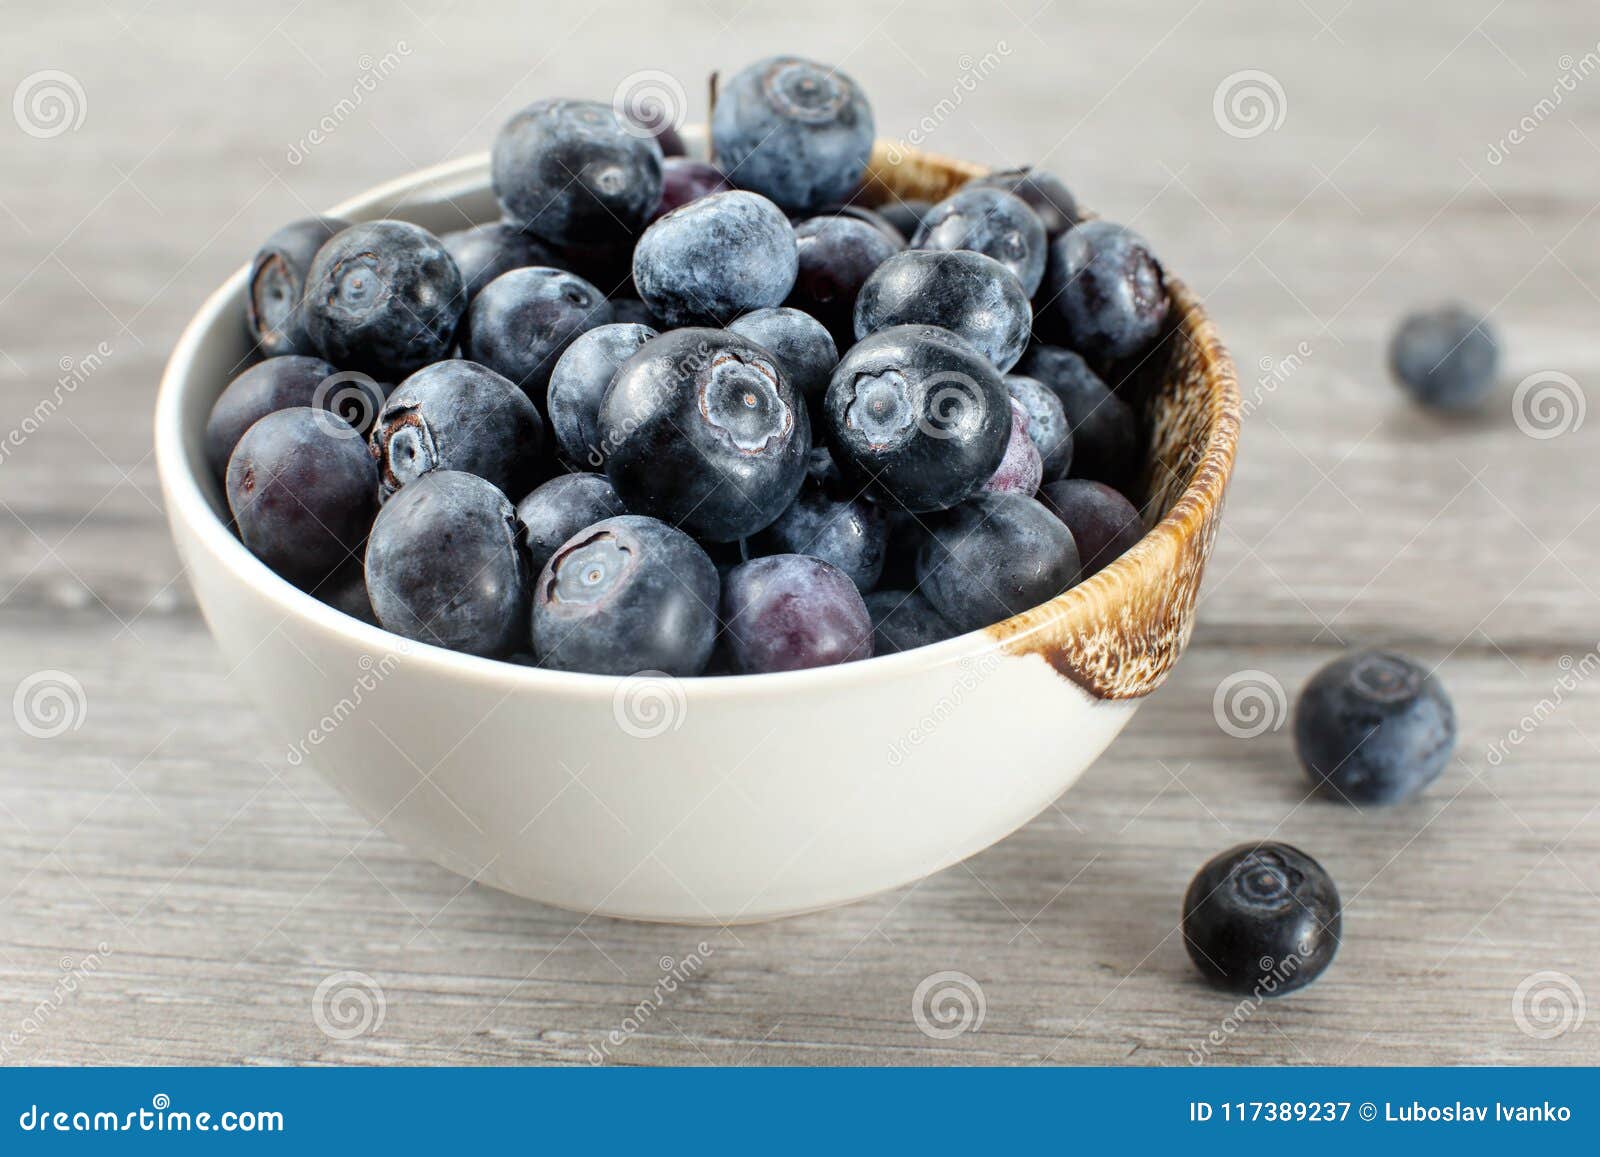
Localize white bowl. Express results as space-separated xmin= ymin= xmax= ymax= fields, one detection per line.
xmin=154 ymin=145 xmax=1240 ymax=923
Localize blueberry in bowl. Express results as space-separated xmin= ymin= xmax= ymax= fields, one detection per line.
xmin=155 ymin=97 xmax=1239 ymax=922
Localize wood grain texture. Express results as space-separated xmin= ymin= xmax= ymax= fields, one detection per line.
xmin=3 ymin=0 xmax=1599 ymax=1066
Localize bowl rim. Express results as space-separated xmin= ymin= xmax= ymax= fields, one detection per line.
xmin=153 ymin=147 xmax=1240 ymax=701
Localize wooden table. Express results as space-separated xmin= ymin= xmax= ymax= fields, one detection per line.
xmin=3 ymin=1 xmax=1597 ymax=1065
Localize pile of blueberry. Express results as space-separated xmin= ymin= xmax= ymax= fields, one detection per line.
xmin=213 ymin=55 xmax=1165 ymax=676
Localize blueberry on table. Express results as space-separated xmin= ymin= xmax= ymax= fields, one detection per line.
xmin=965 ymin=167 xmax=1079 ymax=237
xmin=748 ymin=464 xmax=887 ymax=593
xmin=515 ymin=472 xmax=628 ymax=577
xmin=1294 ymin=650 xmax=1457 ymax=805
xmin=1005 ymin=374 xmax=1072 ymax=479
xmin=1041 ymin=220 xmax=1168 ymax=371
xmin=1182 ymin=842 xmax=1341 ymax=996
xmin=462 ymin=266 xmax=614 ymax=404
xmin=650 ymin=158 xmax=733 ymax=221
xmin=247 ymin=216 xmax=349 ymax=357
xmin=1016 ymin=344 xmax=1140 ymax=493
xmin=864 ymin=589 xmax=955 ymax=655
xmin=205 ymin=355 xmax=376 ymax=480
xmin=547 ymin=322 xmax=658 ymax=467
xmin=720 ymin=554 xmax=873 ymax=673
xmin=983 ymin=401 xmax=1044 ymax=497
xmin=531 ymin=515 xmax=719 ymax=677
xmin=912 ymin=187 xmax=1049 ymax=296
xmin=633 ymin=190 xmax=798 ymax=327
xmin=1038 ymin=478 xmax=1143 ymax=578
xmin=727 ymin=306 xmax=839 ymax=419
xmin=440 ymin=221 xmax=558 ymax=302
xmin=788 ymin=215 xmax=900 ymax=349
xmin=1388 ymin=304 xmax=1499 ymax=410
xmin=823 ymin=324 xmax=1011 ymax=513
xmin=302 ymin=220 xmax=465 ymax=382
xmin=365 ymin=470 xmax=529 ymax=658
xmin=711 ymin=56 xmax=875 ymax=213
xmin=855 ymin=249 xmax=1032 ymax=373
xmin=914 ymin=492 xmax=1079 ymax=634
xmin=225 ymin=406 xmax=378 ymax=587
xmin=492 ymin=98 xmax=664 ymax=248
xmin=369 ymin=359 xmax=545 ymax=502
xmin=600 ymin=328 xmax=810 ymax=543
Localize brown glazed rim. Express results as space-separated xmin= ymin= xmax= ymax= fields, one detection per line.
xmin=857 ymin=141 xmax=1243 ymax=700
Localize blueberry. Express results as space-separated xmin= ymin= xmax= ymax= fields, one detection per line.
xmin=546 ymin=323 xmax=658 ymax=467
xmin=748 ymin=465 xmax=887 ymax=592
xmin=966 ymin=167 xmax=1079 ymax=237
xmin=720 ymin=554 xmax=873 ymax=673
xmin=787 ymin=215 xmax=900 ymax=349
xmin=711 ymin=56 xmax=874 ymax=213
xmin=226 ymin=406 xmax=377 ymax=586
xmin=462 ymin=266 xmax=614 ymax=402
xmin=607 ymin=297 xmax=660 ymax=328
xmin=515 ymin=472 xmax=628 ymax=577
xmin=1005 ymin=374 xmax=1072 ymax=479
xmin=1016 ymin=344 xmax=1140 ymax=493
xmin=1042 ymin=220 xmax=1168 ymax=370
xmin=805 ymin=204 xmax=907 ymax=246
xmin=369 ymin=359 xmax=545 ymax=502
xmin=317 ymin=562 xmax=378 ymax=626
xmin=864 ymin=589 xmax=954 ymax=655
xmin=914 ymin=492 xmax=1079 ymax=633
xmin=1293 ymin=650 xmax=1457 ymax=805
xmin=619 ymin=108 xmax=686 ymax=157
xmin=873 ymin=198 xmax=932 ymax=241
xmin=205 ymin=355 xmax=384 ymax=481
xmin=600 ymin=328 xmax=810 ymax=542
xmin=1038 ymin=478 xmax=1143 ymax=578
xmin=823 ymin=324 xmax=1011 ymax=513
xmin=302 ymin=220 xmax=465 ymax=382
xmin=727 ymin=306 xmax=838 ymax=419
xmin=633 ymin=190 xmax=798 ymax=327
xmin=983 ymin=401 xmax=1043 ymax=496
xmin=247 ymin=217 xmax=349 ymax=357
xmin=651 ymin=158 xmax=733 ymax=221
xmin=1388 ymin=304 xmax=1500 ymax=410
xmin=1183 ymin=842 xmax=1341 ymax=996
xmin=440 ymin=221 xmax=559 ymax=301
xmin=855 ymin=249 xmax=1032 ymax=373
xmin=531 ymin=514 xmax=719 ymax=676
xmin=913 ymin=187 xmax=1048 ymax=296
xmin=365 ymin=470 xmax=528 ymax=658
xmin=492 ymin=99 xmax=664 ymax=248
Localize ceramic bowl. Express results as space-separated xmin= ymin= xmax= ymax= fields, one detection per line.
xmin=154 ymin=137 xmax=1240 ymax=924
